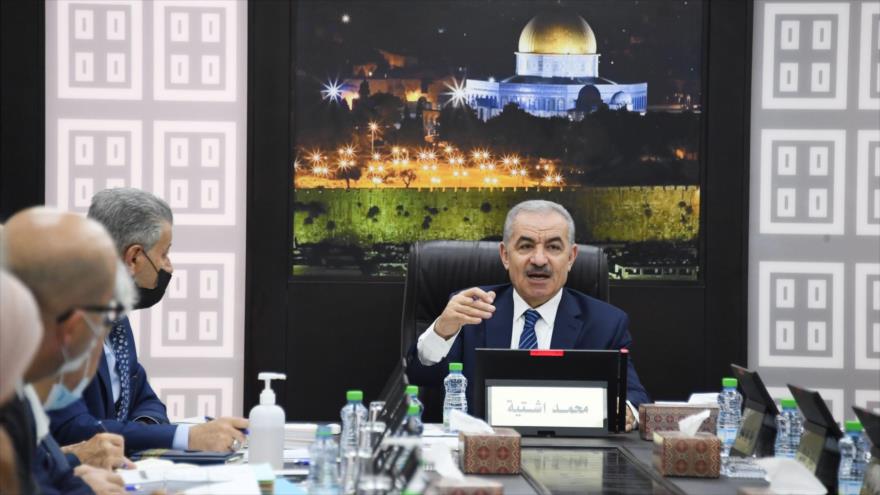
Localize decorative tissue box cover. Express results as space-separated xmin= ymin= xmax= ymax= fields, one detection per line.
xmin=458 ymin=428 xmax=521 ymax=474
xmin=638 ymin=403 xmax=720 ymax=440
xmin=430 ymin=476 xmax=504 ymax=495
xmin=652 ymin=431 xmax=721 ymax=478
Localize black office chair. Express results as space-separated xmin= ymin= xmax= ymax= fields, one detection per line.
xmin=398 ymin=240 xmax=609 ymax=421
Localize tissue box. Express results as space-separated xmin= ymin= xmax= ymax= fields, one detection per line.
xmin=428 ymin=476 xmax=504 ymax=495
xmin=638 ymin=403 xmax=720 ymax=440
xmin=458 ymin=428 xmax=521 ymax=474
xmin=652 ymin=431 xmax=721 ymax=478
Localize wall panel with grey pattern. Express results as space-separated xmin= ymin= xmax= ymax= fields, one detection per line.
xmin=749 ymin=0 xmax=880 ymax=423
xmin=45 ymin=0 xmax=248 ymax=418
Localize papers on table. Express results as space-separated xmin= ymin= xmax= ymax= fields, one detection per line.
xmin=119 ymin=462 xmax=261 ymax=494
xmin=653 ymin=393 xmax=720 ymax=407
xmin=422 ymin=423 xmax=457 ymax=437
xmin=242 ymin=447 xmax=311 ymax=462
xmin=687 ymin=392 xmax=719 ymax=404
xmin=284 ymin=423 xmax=341 ymax=448
xmin=421 ymin=423 xmax=460 ymax=451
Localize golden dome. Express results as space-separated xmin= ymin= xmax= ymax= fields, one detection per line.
xmin=517 ymin=12 xmax=597 ymax=55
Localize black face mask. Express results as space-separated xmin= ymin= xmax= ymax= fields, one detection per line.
xmin=134 ymin=252 xmax=172 ymax=310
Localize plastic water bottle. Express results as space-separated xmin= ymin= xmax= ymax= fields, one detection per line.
xmin=340 ymin=390 xmax=367 ymax=454
xmin=443 ymin=362 xmax=468 ymax=432
xmin=340 ymin=390 xmax=367 ymax=494
xmin=773 ymin=398 xmax=803 ymax=459
xmin=392 ymin=404 xmax=425 ymax=481
xmin=838 ymin=420 xmax=868 ymax=495
xmin=406 ymin=385 xmax=423 ymax=418
xmin=717 ymin=377 xmax=742 ymax=474
xmin=404 ymin=403 xmax=424 ymax=437
xmin=308 ymin=425 xmax=340 ymax=495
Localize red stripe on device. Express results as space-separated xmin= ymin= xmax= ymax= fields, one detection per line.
xmin=529 ymin=350 xmax=564 ymax=357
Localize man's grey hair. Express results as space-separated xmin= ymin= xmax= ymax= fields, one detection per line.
xmin=88 ymin=188 xmax=173 ymax=255
xmin=502 ymin=200 xmax=576 ymax=245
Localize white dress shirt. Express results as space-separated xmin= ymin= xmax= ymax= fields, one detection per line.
xmin=103 ymin=339 xmax=120 ymax=402
xmin=23 ymin=384 xmax=50 ymax=445
xmin=417 ymin=288 xmax=563 ymax=364
xmin=416 ymin=287 xmax=639 ymax=425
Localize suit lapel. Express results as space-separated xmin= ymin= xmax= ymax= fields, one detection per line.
xmin=550 ymin=289 xmax=584 ymax=349
xmin=485 ymin=286 xmax=514 ymax=349
xmin=97 ymin=352 xmax=115 ymax=414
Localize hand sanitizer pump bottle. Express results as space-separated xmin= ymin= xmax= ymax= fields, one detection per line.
xmin=249 ymin=372 xmax=286 ymax=469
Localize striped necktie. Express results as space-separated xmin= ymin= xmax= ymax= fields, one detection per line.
xmin=517 ymin=309 xmax=541 ymax=350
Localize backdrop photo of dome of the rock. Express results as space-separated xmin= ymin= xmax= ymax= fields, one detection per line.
xmin=291 ymin=0 xmax=704 ymax=281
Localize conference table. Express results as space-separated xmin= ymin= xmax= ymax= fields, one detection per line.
xmin=414 ymin=430 xmax=772 ymax=495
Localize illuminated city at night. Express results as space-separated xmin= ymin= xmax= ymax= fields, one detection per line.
xmin=292 ymin=0 xmax=703 ymax=279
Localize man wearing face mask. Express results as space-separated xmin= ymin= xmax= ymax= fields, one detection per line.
xmin=32 ymin=261 xmax=137 ymax=472
xmin=49 ymin=188 xmax=248 ymax=453
xmin=28 ymin=260 xmax=137 ymax=495
xmin=2 ymin=208 xmax=129 ymax=494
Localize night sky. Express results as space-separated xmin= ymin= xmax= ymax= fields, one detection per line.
xmin=294 ymin=0 xmax=703 ymax=104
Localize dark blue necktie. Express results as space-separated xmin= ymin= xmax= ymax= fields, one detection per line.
xmin=518 ymin=309 xmax=541 ymax=350
xmin=110 ymin=322 xmax=131 ymax=421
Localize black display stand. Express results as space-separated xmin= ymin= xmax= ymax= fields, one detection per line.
xmin=729 ymin=364 xmax=778 ymax=457
xmin=789 ymin=384 xmax=842 ymax=494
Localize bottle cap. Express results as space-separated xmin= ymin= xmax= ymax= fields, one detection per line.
xmin=407 ymin=403 xmax=420 ymax=416
xmin=406 ymin=385 xmax=419 ymax=396
xmin=844 ymin=420 xmax=863 ymax=432
xmin=780 ymin=398 xmax=797 ymax=409
xmin=316 ymin=425 xmax=333 ymax=437
xmin=449 ymin=362 xmax=464 ymax=372
xmin=722 ymin=377 xmax=738 ymax=388
xmin=346 ymin=390 xmax=363 ymax=402
xmin=257 ymin=372 xmax=286 ymax=405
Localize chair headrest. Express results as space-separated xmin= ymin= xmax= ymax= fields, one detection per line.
xmin=406 ymin=240 xmax=608 ymax=332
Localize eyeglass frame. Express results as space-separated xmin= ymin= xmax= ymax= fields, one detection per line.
xmin=56 ymin=301 xmax=127 ymax=328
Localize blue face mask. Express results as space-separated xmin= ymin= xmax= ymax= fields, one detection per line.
xmin=43 ymin=369 xmax=92 ymax=411
xmin=44 ymin=315 xmax=101 ymax=411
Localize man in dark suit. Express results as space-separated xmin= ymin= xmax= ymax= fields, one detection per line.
xmin=407 ymin=200 xmax=649 ymax=431
xmin=4 ymin=208 xmax=129 ymax=494
xmin=49 ymin=188 xmax=247 ymax=453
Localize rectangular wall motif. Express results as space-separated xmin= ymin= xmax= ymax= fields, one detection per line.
xmin=750 ymin=1 xmax=880 ymax=425
xmin=45 ymin=0 xmax=248 ymax=417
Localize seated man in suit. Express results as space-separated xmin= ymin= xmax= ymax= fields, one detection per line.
xmin=407 ymin=200 xmax=650 ymax=431
xmin=4 ymin=208 xmax=129 ymax=494
xmin=50 ymin=188 xmax=247 ymax=453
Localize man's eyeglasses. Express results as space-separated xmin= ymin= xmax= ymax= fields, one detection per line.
xmin=56 ymin=301 xmax=126 ymax=328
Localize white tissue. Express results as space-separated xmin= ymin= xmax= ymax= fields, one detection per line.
xmin=421 ymin=442 xmax=465 ymax=481
xmin=448 ymin=410 xmax=494 ymax=434
xmin=754 ymin=457 xmax=827 ymax=495
xmin=677 ymin=409 xmax=711 ymax=437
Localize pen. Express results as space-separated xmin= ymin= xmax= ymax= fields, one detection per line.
xmin=204 ymin=416 xmax=250 ymax=435
xmin=96 ymin=420 xmax=108 ymax=433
